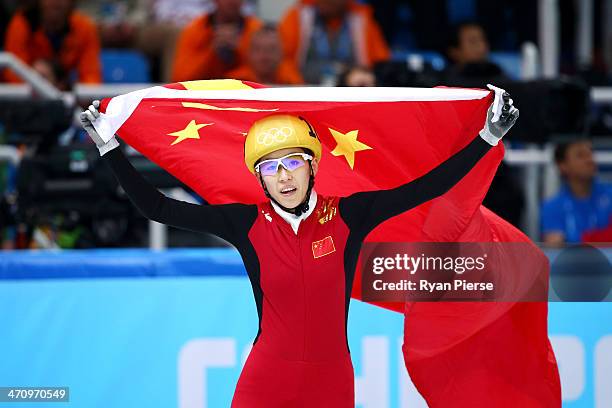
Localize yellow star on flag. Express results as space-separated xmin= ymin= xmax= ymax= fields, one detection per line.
xmin=329 ymin=128 xmax=373 ymax=169
xmin=167 ymin=120 xmax=213 ymax=146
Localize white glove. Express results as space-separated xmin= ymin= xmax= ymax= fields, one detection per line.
xmin=79 ymin=100 xmax=119 ymax=156
xmin=479 ymin=84 xmax=519 ymax=146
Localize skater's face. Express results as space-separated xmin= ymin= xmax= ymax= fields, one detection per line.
xmin=257 ymin=147 xmax=319 ymax=209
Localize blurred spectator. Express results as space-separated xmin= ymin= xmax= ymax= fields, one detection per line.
xmin=1 ymin=1 xmax=23 ymax=47
xmin=443 ymin=21 xmax=508 ymax=86
xmin=443 ymin=21 xmax=526 ymax=228
xmin=80 ymin=1 xmax=143 ymax=49
xmin=79 ymin=0 xmax=220 ymax=82
xmin=3 ymin=0 xmax=101 ymax=89
xmin=337 ymin=66 xmax=375 ymax=87
xmin=137 ymin=0 xmax=213 ymax=82
xmin=541 ymin=140 xmax=612 ymax=245
xmin=279 ymin=0 xmax=390 ymax=85
xmin=79 ymin=0 xmax=214 ymax=30
xmin=171 ymin=0 xmax=262 ymax=82
xmin=228 ymin=25 xmax=303 ymax=85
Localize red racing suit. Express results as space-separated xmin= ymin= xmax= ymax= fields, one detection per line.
xmin=104 ymin=135 xmax=491 ymax=407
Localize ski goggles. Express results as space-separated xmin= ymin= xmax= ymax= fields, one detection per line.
xmin=254 ymin=153 xmax=313 ymax=176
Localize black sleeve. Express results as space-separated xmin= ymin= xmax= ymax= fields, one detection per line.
xmin=103 ymin=147 xmax=257 ymax=246
xmin=339 ymin=135 xmax=492 ymax=236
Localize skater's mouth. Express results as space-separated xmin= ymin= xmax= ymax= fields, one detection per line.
xmin=279 ymin=186 xmax=298 ymax=196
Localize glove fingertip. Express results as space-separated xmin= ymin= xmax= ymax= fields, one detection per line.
xmin=88 ymin=106 xmax=99 ymax=118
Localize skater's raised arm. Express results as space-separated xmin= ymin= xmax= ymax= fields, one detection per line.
xmin=80 ymin=101 xmax=257 ymax=245
xmin=339 ymin=84 xmax=519 ymax=237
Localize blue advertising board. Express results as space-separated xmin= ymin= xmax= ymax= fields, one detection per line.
xmin=0 ymin=249 xmax=609 ymax=407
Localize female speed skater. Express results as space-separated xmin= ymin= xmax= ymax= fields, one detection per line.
xmin=80 ymin=84 xmax=518 ymax=407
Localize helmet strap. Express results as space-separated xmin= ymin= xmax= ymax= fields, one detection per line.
xmin=258 ymin=161 xmax=315 ymax=217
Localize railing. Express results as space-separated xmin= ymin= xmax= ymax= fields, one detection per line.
xmin=538 ymin=0 xmax=596 ymax=76
xmin=0 ymin=53 xmax=63 ymax=100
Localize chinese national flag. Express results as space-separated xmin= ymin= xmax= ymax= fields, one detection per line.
xmin=94 ymin=80 xmax=560 ymax=406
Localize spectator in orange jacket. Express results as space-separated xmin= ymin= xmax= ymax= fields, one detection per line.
xmin=3 ymin=0 xmax=101 ymax=89
xmin=279 ymin=0 xmax=390 ymax=84
xmin=228 ymin=25 xmax=303 ymax=85
xmin=171 ymin=0 xmax=262 ymax=82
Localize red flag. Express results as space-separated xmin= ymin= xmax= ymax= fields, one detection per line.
xmin=391 ymin=205 xmax=561 ymax=407
xmin=94 ymin=79 xmax=560 ymax=406
xmin=94 ymin=79 xmax=496 ymax=203
xmin=582 ymin=214 xmax=612 ymax=241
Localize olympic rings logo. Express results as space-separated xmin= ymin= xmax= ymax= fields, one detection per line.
xmin=257 ymin=127 xmax=293 ymax=146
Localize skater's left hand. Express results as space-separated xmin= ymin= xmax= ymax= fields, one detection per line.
xmin=479 ymin=84 xmax=519 ymax=146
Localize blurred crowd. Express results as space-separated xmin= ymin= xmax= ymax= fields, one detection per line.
xmin=1 ymin=0 xmax=612 ymax=249
xmin=1 ymin=0 xmax=611 ymax=88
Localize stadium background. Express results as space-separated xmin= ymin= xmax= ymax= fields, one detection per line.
xmin=1 ymin=0 xmax=611 ymax=407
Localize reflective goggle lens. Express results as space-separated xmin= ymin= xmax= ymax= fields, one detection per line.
xmin=256 ymin=153 xmax=312 ymax=176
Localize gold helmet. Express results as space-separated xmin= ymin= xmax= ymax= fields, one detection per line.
xmin=244 ymin=114 xmax=322 ymax=174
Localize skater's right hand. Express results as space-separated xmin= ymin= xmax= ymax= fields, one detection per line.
xmin=80 ymin=100 xmax=119 ymax=156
